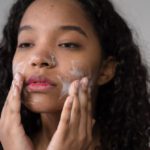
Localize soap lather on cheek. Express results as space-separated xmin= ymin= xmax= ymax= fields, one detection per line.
xmin=70 ymin=61 xmax=94 ymax=89
xmin=57 ymin=75 xmax=71 ymax=100
xmin=58 ymin=61 xmax=93 ymax=100
xmin=12 ymin=61 xmax=27 ymax=76
xmin=70 ymin=60 xmax=86 ymax=78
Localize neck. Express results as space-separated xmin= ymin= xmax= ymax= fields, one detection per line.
xmin=33 ymin=112 xmax=61 ymax=150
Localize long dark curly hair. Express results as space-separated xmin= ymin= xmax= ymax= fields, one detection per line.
xmin=0 ymin=0 xmax=150 ymax=150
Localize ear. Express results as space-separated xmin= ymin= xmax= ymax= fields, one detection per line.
xmin=97 ymin=56 xmax=117 ymax=86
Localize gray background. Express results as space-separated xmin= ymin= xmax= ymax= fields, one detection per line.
xmin=0 ymin=0 xmax=150 ymax=70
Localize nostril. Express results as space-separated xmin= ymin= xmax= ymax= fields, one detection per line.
xmin=30 ymin=55 xmax=57 ymax=68
xmin=32 ymin=63 xmax=37 ymax=66
xmin=40 ymin=62 xmax=49 ymax=67
xmin=31 ymin=62 xmax=49 ymax=67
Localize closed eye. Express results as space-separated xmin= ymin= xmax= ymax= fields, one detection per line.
xmin=18 ymin=42 xmax=34 ymax=49
xmin=58 ymin=42 xmax=81 ymax=49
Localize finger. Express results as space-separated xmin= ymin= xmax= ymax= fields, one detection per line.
xmin=69 ymin=80 xmax=79 ymax=96
xmin=0 ymin=73 xmax=24 ymax=130
xmin=87 ymin=96 xmax=93 ymax=139
xmin=69 ymin=81 xmax=80 ymax=129
xmin=4 ymin=73 xmax=23 ymax=115
xmin=9 ymin=73 xmax=24 ymax=112
xmin=57 ymin=96 xmax=73 ymax=133
xmin=78 ymin=77 xmax=89 ymax=133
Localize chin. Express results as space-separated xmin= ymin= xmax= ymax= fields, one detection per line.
xmin=22 ymin=93 xmax=65 ymax=113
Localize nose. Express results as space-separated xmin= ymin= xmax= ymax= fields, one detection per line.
xmin=29 ymin=54 xmax=56 ymax=69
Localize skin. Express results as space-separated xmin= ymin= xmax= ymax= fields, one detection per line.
xmin=0 ymin=0 xmax=117 ymax=149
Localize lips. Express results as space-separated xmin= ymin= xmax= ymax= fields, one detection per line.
xmin=26 ymin=75 xmax=56 ymax=92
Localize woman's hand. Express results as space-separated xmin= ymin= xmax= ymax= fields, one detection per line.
xmin=0 ymin=73 xmax=34 ymax=150
xmin=47 ymin=77 xmax=94 ymax=150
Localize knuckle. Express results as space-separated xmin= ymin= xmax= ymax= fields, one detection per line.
xmin=81 ymin=104 xmax=87 ymax=112
xmin=73 ymin=105 xmax=80 ymax=115
xmin=79 ymin=134 xmax=87 ymax=143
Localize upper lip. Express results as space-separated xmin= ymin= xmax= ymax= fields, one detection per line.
xmin=26 ymin=75 xmax=57 ymax=86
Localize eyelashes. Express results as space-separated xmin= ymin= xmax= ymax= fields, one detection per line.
xmin=58 ymin=42 xmax=81 ymax=49
xmin=17 ymin=42 xmax=82 ymax=50
xmin=18 ymin=42 xmax=34 ymax=49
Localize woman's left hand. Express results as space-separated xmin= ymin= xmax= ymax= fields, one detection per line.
xmin=47 ymin=77 xmax=94 ymax=150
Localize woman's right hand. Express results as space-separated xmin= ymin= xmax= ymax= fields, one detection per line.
xmin=0 ymin=73 xmax=34 ymax=150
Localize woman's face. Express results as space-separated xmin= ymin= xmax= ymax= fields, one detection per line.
xmin=13 ymin=0 xmax=103 ymax=113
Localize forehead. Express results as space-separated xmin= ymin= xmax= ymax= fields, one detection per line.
xmin=19 ymin=0 xmax=97 ymax=40
xmin=21 ymin=0 xmax=88 ymax=25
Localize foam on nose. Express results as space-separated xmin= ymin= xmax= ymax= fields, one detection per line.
xmin=28 ymin=53 xmax=57 ymax=67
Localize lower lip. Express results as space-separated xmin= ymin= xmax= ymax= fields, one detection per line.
xmin=27 ymin=83 xmax=55 ymax=92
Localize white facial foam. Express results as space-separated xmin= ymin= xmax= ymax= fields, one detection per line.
xmin=57 ymin=60 xmax=87 ymax=99
xmin=69 ymin=60 xmax=85 ymax=78
xmin=57 ymin=75 xmax=71 ymax=100
xmin=13 ymin=61 xmax=27 ymax=75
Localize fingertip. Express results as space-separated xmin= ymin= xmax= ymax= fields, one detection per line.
xmin=81 ymin=77 xmax=88 ymax=86
xmin=80 ymin=77 xmax=89 ymax=91
xmin=14 ymin=72 xmax=24 ymax=81
xmin=14 ymin=72 xmax=24 ymax=88
xmin=66 ymin=96 xmax=74 ymax=109
xmin=69 ymin=80 xmax=79 ymax=96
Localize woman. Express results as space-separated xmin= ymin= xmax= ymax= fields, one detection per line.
xmin=0 ymin=0 xmax=149 ymax=150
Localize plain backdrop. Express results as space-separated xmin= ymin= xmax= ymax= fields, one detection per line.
xmin=0 ymin=0 xmax=150 ymax=71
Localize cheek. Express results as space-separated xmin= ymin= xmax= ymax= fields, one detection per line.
xmin=12 ymin=54 xmax=28 ymax=76
xmin=12 ymin=61 xmax=27 ymax=75
xmin=57 ymin=60 xmax=98 ymax=99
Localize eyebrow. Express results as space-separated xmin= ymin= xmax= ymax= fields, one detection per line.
xmin=60 ymin=25 xmax=88 ymax=38
xmin=18 ymin=25 xmax=33 ymax=34
xmin=18 ymin=25 xmax=88 ymax=38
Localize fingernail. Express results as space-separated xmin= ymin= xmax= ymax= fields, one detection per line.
xmin=14 ymin=73 xmax=21 ymax=81
xmin=81 ymin=77 xmax=88 ymax=90
xmin=74 ymin=80 xmax=80 ymax=90
xmin=69 ymin=96 xmax=73 ymax=103
xmin=67 ymin=96 xmax=73 ymax=107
